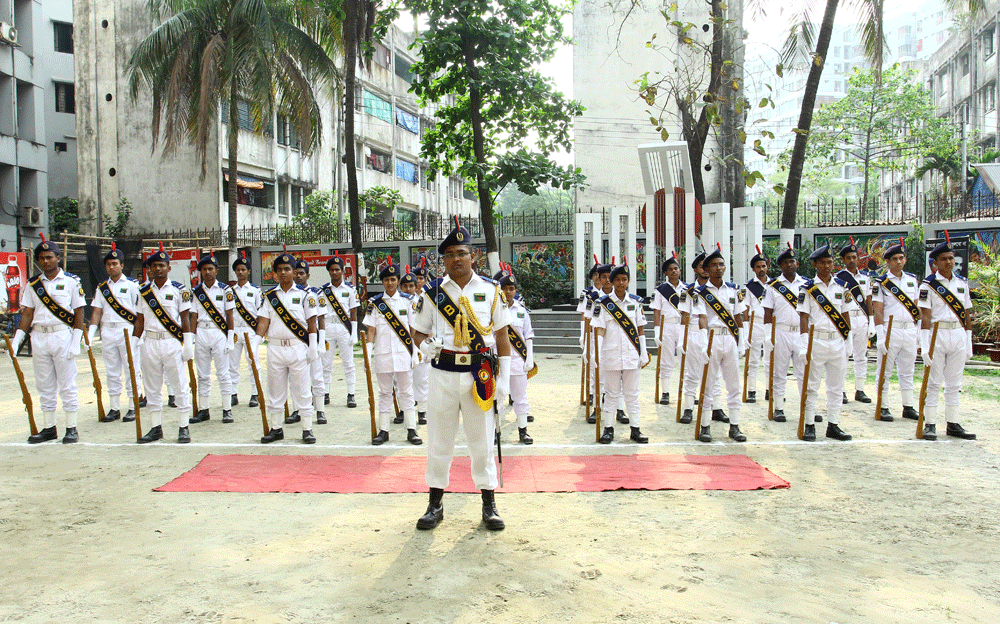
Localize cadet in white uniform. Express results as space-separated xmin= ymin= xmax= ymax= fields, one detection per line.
xmin=796 ymin=245 xmax=855 ymax=441
xmin=743 ymin=250 xmax=770 ymax=403
xmin=134 ymin=247 xmax=195 ymax=444
xmin=321 ymin=254 xmax=358 ymax=408
xmin=651 ymin=255 xmax=684 ymax=406
xmin=837 ymin=241 xmax=873 ymax=404
xmin=88 ymin=244 xmax=143 ymax=423
xmin=578 ymin=259 xmax=601 ymax=403
xmin=762 ymin=245 xmax=808 ymax=422
xmin=679 ymin=251 xmax=724 ymax=424
xmin=12 ymin=238 xmax=86 ymax=444
xmin=694 ymin=247 xmax=748 ymax=443
xmin=584 ymin=262 xmax=613 ymax=423
xmin=917 ymin=239 xmax=977 ymax=441
xmin=228 ymin=253 xmax=262 ymax=409
xmin=591 ymin=260 xmax=650 ymax=444
xmin=411 ymin=222 xmax=511 ymax=532
xmin=294 ymin=260 xmax=329 ymax=425
xmin=500 ymin=271 xmax=535 ymax=444
xmin=363 ymin=263 xmax=422 ymax=445
xmin=190 ymin=253 xmax=235 ymax=423
xmin=257 ymin=253 xmax=319 ymax=444
xmin=410 ymin=261 xmax=431 ymax=424
xmin=871 ymin=241 xmax=920 ymax=421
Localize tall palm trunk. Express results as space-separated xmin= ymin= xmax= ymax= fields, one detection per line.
xmin=227 ymin=78 xmax=240 ymax=261
xmin=344 ymin=1 xmax=363 ymax=254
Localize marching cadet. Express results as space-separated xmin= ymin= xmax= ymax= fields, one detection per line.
xmin=797 ymin=245 xmax=854 ymax=441
xmin=410 ymin=220 xmax=511 ymax=531
xmin=651 ymin=254 xmax=684 ymax=405
xmin=294 ymin=260 xmax=328 ymax=425
xmin=500 ymin=270 xmax=535 ymax=444
xmin=134 ymin=245 xmax=195 ymax=444
xmin=190 ymin=252 xmax=235 ymax=424
xmin=694 ymin=246 xmax=747 ymax=443
xmin=410 ymin=259 xmax=431 ymax=424
xmin=321 ymin=254 xmax=359 ymax=408
xmin=871 ymin=240 xmax=920 ymax=421
xmin=88 ymin=243 xmax=142 ymax=422
xmin=761 ymin=244 xmax=808 ymax=423
xmin=363 ymin=263 xmax=422 ymax=445
xmin=400 ymin=266 xmax=417 ymax=296
xmin=256 ymin=252 xmax=319 ymax=444
xmin=837 ymin=240 xmax=873 ymax=404
xmin=591 ymin=258 xmax=650 ymax=444
xmin=11 ymin=237 xmax=86 ymax=443
xmin=229 ymin=252 xmax=262 ymax=409
xmin=743 ymin=249 xmax=770 ymax=403
xmin=917 ymin=237 xmax=977 ymax=441
xmin=679 ymin=251 xmax=723 ymax=424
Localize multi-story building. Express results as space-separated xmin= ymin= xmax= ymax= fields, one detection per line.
xmin=36 ymin=0 xmax=74 ymax=202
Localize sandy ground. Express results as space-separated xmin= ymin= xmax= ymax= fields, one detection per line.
xmin=1 ymin=346 xmax=999 ymax=623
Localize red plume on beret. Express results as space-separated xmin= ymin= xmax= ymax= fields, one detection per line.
xmin=159 ymin=241 xmax=164 ymax=252
xmin=40 ymin=232 xmax=47 ymax=242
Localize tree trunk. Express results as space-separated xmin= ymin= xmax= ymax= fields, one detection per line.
xmin=780 ymin=0 xmax=840 ymax=230
xmin=344 ymin=0 xmax=363 ymax=255
xmin=720 ymin=0 xmax=745 ymax=207
xmin=463 ymin=38 xmax=500 ymax=275
xmin=227 ymin=79 xmax=240 ymax=278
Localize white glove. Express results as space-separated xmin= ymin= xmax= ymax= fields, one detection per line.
xmin=87 ymin=325 xmax=98 ymax=348
xmin=419 ymin=336 xmax=443 ymax=360
xmin=10 ymin=328 xmax=26 ymax=355
xmin=130 ymin=334 xmax=140 ymax=356
xmin=349 ymin=330 xmax=358 ymax=347
xmin=318 ymin=328 xmax=326 ymax=352
xmin=966 ymin=329 xmax=974 ymax=362
xmin=136 ymin=334 xmax=145 ymax=349
xmin=876 ymin=325 xmax=887 ymax=355
xmin=920 ymin=329 xmax=932 ymax=366
xmin=65 ymin=328 xmax=83 ymax=360
xmin=182 ymin=332 xmax=195 ymax=362
xmin=760 ymin=326 xmax=773 ymax=351
xmin=677 ymin=339 xmax=686 ymax=356
xmin=224 ymin=330 xmax=235 ymax=353
xmin=641 ymin=351 xmax=651 ymax=368
xmin=308 ymin=332 xmax=319 ymax=362
xmin=411 ymin=349 xmax=420 ymax=368
xmin=867 ymin=317 xmax=876 ymax=338
xmin=250 ymin=333 xmax=262 ymax=351
xmin=524 ymin=339 xmax=535 ymax=372
xmin=653 ymin=330 xmax=662 ymax=348
xmin=798 ymin=333 xmax=810 ymax=358
xmin=739 ymin=328 xmax=748 ymax=357
xmin=495 ymin=355 xmax=511 ymax=402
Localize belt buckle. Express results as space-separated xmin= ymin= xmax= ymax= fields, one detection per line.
xmin=457 ymin=353 xmax=471 ymax=365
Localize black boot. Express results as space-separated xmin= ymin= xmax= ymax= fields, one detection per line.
xmin=123 ymin=409 xmax=136 ymax=422
xmin=659 ymin=392 xmax=670 ymax=405
xmin=712 ymin=409 xmax=729 ymax=423
xmin=323 ymin=392 xmax=330 ymax=406
xmin=698 ymin=426 xmax=712 ymax=443
xmin=248 ymin=394 xmax=259 ymax=408
xmin=191 ymin=409 xmax=210 ymax=423
xmin=814 ymin=413 xmax=823 ymax=423
xmin=167 ymin=395 xmax=176 ymax=408
xmin=878 ymin=407 xmax=893 ymax=422
xmin=285 ymin=410 xmax=300 ymax=424
xmin=346 ymin=394 xmax=357 ymax=408
xmin=137 ymin=425 xmax=163 ymax=444
xmin=680 ymin=409 xmax=693 ymax=424
xmin=416 ymin=488 xmax=444 ymax=530
xmin=842 ymin=392 xmax=848 ymax=404
xmin=773 ymin=409 xmax=785 ymax=422
xmin=231 ymin=394 xmax=239 ymax=406
xmin=629 ymin=426 xmax=648 ymax=444
xmin=138 ymin=396 xmax=147 ymax=408
xmin=616 ymin=409 xmax=629 ymax=424
xmin=407 ymin=429 xmax=423 ymax=445
xmin=481 ymin=489 xmax=505 ymax=531
xmin=177 ymin=427 xmax=190 ymax=443
xmin=587 ymin=410 xmax=597 ymax=424
xmin=746 ymin=391 xmax=756 ymax=403
xmin=260 ymin=427 xmax=284 ymax=443
xmin=315 ymin=411 xmax=327 ymax=425
xmin=826 ymin=422 xmax=852 ymax=441
xmin=728 ymin=424 xmax=746 ymax=442
xmin=901 ymin=406 xmax=919 ymax=420
xmin=61 ymin=427 xmax=79 ymax=444
xmin=599 ymin=427 xmax=614 ymax=444
xmin=393 ymin=411 xmax=404 ymax=425
xmin=802 ymin=424 xmax=816 ymax=441
xmin=526 ymin=415 xmax=534 ymax=422
xmin=372 ymin=430 xmax=389 ymax=446
xmin=946 ymin=422 xmax=976 ymax=440
xmin=922 ymin=424 xmax=937 ymax=441
xmin=302 ymin=429 xmax=316 ymax=444
xmin=518 ymin=427 xmax=533 ymax=445
xmin=855 ymin=390 xmax=872 ymax=403
xmin=101 ymin=409 xmax=121 ymax=423
xmin=222 ymin=410 xmax=234 ymax=423
xmin=418 ymin=411 xmax=427 ymax=425
xmin=764 ymin=389 xmax=769 ymax=401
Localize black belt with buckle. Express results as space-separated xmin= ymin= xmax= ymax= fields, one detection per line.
xmin=433 ymin=350 xmax=491 ymax=372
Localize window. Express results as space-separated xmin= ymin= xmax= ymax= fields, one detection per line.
xmin=221 ymin=99 xmax=272 ymax=135
xmin=276 ymin=115 xmax=299 ymax=148
xmin=278 ymin=183 xmax=289 ymax=216
xmin=362 ymin=89 xmax=392 ymax=123
xmin=54 ymin=141 xmax=67 ymax=153
xmin=372 ymin=42 xmax=391 ymax=69
xmin=223 ymin=173 xmax=271 ymax=209
xmin=420 ymin=117 xmax=435 ymax=138
xmin=291 ymin=186 xmax=303 ymax=216
xmin=962 ymin=54 xmax=970 ymax=76
xmin=394 ymin=53 xmax=415 ymax=83
xmin=834 ymin=46 xmax=840 ymax=57
xmin=53 ymin=21 xmax=73 ymax=53
xmin=396 ymin=108 xmax=419 ymax=134
xmin=983 ymin=84 xmax=996 ymax=112
xmin=366 ymin=147 xmax=392 ymax=174
xmin=396 ymin=157 xmax=418 ymax=184
xmin=54 ymin=82 xmax=74 ymax=113
xmin=985 ymin=28 xmax=995 ymax=57
xmin=420 ymin=166 xmax=434 ymax=191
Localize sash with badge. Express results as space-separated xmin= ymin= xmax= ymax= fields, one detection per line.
xmin=507 ymin=323 xmax=538 ymax=379
xmin=232 ymin=288 xmax=257 ymax=329
xmin=193 ymin=283 xmax=229 ymax=332
xmin=324 ymin=285 xmax=353 ymax=332
xmin=428 ymin=280 xmax=497 ymax=410
xmin=656 ymin=282 xmax=681 ymax=310
xmin=803 ymin=282 xmax=850 ymax=339
xmin=746 ymin=279 xmax=766 ymax=302
xmin=696 ymin=285 xmax=740 ymax=340
xmin=598 ymin=295 xmax=643 ymax=354
xmin=837 ymin=270 xmax=870 ymax=315
xmin=139 ymin=283 xmax=184 ymax=340
xmin=878 ymin=275 xmax=920 ymax=323
xmin=266 ymin=288 xmax=309 ymax=344
xmin=29 ymin=276 xmax=76 ymax=326
xmin=98 ymin=280 xmax=137 ymax=324
xmin=768 ymin=278 xmax=799 ymax=309
xmin=924 ymin=276 xmax=967 ymax=325
xmin=371 ymin=294 xmax=413 ymax=355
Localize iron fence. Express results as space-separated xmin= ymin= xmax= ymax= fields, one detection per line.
xmin=751 ymin=194 xmax=1000 ymax=229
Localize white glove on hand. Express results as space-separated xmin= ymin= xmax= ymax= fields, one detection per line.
xmin=524 ymin=339 xmax=535 ymax=372
xmin=87 ymin=325 xmax=99 ymax=348
xmin=495 ymin=356 xmax=511 ymax=402
xmin=308 ymin=332 xmax=319 ymax=363
xmin=224 ymin=330 xmax=235 ymax=353
xmin=877 ymin=325 xmax=887 ymax=355
xmin=182 ymin=333 xmax=195 ymax=362
xmin=654 ymin=331 xmax=662 ymax=348
xmin=867 ymin=317 xmax=877 ymax=338
xmin=798 ymin=333 xmax=810 ymax=358
xmin=130 ymin=334 xmax=140 ymax=356
xmin=411 ymin=350 xmax=420 ymax=369
xmin=318 ymin=328 xmax=326 ymax=352
xmin=920 ymin=329 xmax=932 ymax=366
xmin=966 ymin=329 xmax=974 ymax=361
xmin=136 ymin=334 xmax=145 ymax=349
xmin=65 ymin=328 xmax=83 ymax=360
xmin=761 ymin=326 xmax=773 ymax=351
xmin=10 ymin=328 xmax=26 ymax=355
xmin=641 ymin=351 xmax=651 ymax=368
xmin=419 ymin=337 xmax=443 ymax=360
xmin=349 ymin=331 xmax=358 ymax=347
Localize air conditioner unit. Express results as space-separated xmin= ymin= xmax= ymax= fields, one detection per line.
xmin=24 ymin=206 xmax=41 ymax=227
xmin=0 ymin=23 xmax=18 ymax=46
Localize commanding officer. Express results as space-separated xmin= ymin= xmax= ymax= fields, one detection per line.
xmin=134 ymin=246 xmax=195 ymax=444
xmin=257 ymin=252 xmax=319 ymax=444
xmin=694 ymin=246 xmax=748 ymax=443
xmin=294 ymin=259 xmax=328 ymax=425
xmin=321 ymin=254 xmax=358 ymax=408
xmin=837 ymin=240 xmax=873 ymax=403
xmin=410 ymin=220 xmax=511 ymax=532
xmin=363 ymin=263 xmax=421 ymax=445
xmin=190 ymin=252 xmax=235 ymax=423
xmin=651 ymin=254 xmax=684 ymax=405
xmin=762 ymin=244 xmax=808 ymax=422
xmin=11 ymin=237 xmax=86 ymax=444
xmin=410 ymin=259 xmax=431 ymax=423
xmin=229 ymin=252 xmax=262 ymax=409
xmin=743 ymin=249 xmax=770 ymax=403
xmin=797 ymin=245 xmax=855 ymax=442
xmin=88 ymin=243 xmax=142 ymax=423
xmin=591 ymin=258 xmax=650 ymax=444
xmin=871 ymin=240 xmax=920 ymax=421
xmin=918 ymin=238 xmax=977 ymax=441
xmin=501 ymin=270 xmax=536 ymax=444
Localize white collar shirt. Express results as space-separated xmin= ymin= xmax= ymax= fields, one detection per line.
xmin=796 ymin=276 xmax=857 ymax=333
xmin=651 ymin=280 xmax=684 ymax=321
xmin=872 ymin=271 xmax=920 ymax=325
xmin=260 ymin=284 xmax=316 ymax=341
xmin=918 ymin=271 xmax=972 ymax=324
xmin=232 ymin=281 xmax=263 ymax=327
xmin=21 ymin=269 xmax=85 ymax=327
xmin=590 ymin=289 xmax=646 ymax=371
xmin=410 ymin=272 xmax=510 ymax=351
xmin=92 ymin=274 xmax=140 ymax=322
xmin=762 ymin=273 xmax=808 ymax=325
xmin=695 ymin=280 xmax=747 ymax=333
xmin=138 ymin=279 xmax=191 ymax=332
xmin=363 ymin=291 xmax=415 ymax=372
xmin=191 ymin=279 xmax=235 ymax=330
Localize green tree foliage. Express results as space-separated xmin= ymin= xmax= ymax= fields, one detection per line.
xmin=407 ymin=0 xmax=585 ymax=270
xmin=48 ymin=197 xmax=80 ymax=234
xmin=903 ymin=223 xmax=926 ymax=278
xmin=104 ymin=198 xmax=134 ymax=238
xmin=514 ymin=258 xmax=573 ymax=309
xmin=494 ymin=186 xmax=573 ymax=215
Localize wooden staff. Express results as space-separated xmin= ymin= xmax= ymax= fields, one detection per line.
xmin=797 ymin=326 xmax=816 ymax=440
xmin=766 ymin=321 xmax=777 ymax=421
xmin=675 ymin=320 xmax=691 ymax=422
xmin=917 ymin=321 xmax=940 ymax=440
xmin=5 ymin=335 xmax=36 ymax=435
xmin=694 ymin=330 xmax=715 ymax=439
xmin=393 ymin=387 xmax=401 ymax=421
xmin=874 ymin=316 xmax=894 ymax=421
xmin=187 ymin=358 xmax=198 ymax=419
xmin=123 ymin=329 xmax=142 ymax=441
xmin=244 ymin=332 xmax=268 ymax=434
xmin=82 ymin=330 xmax=106 ymax=422
xmin=360 ymin=329 xmax=377 ymax=439
xmin=594 ymin=330 xmax=602 ymax=442
xmin=583 ymin=319 xmax=591 ymax=418
xmin=742 ymin=311 xmax=756 ymax=403
xmin=654 ymin=318 xmax=666 ymax=401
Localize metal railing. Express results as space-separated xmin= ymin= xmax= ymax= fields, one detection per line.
xmin=751 ymin=194 xmax=1000 ymax=229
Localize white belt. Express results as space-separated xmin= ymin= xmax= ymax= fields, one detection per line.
xmin=102 ymin=320 xmax=131 ymax=328
xmin=197 ymin=320 xmax=223 ymax=329
xmin=33 ymin=324 xmax=69 ymax=334
xmin=849 ymin=309 xmax=867 ymax=317
xmin=145 ymin=330 xmax=175 ymax=341
xmin=935 ymin=321 xmax=962 ymax=330
xmin=812 ymin=329 xmax=842 ymax=341
xmin=269 ymin=338 xmax=304 ymax=347
xmin=887 ymin=320 xmax=915 ymax=330
xmin=776 ymin=324 xmax=799 ymax=333
xmin=661 ymin=317 xmax=681 ymax=325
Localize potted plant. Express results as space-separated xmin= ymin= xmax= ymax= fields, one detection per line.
xmin=968 ymin=252 xmax=1000 ymax=353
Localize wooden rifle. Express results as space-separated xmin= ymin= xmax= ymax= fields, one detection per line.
xmin=5 ymin=334 xmax=36 ymax=435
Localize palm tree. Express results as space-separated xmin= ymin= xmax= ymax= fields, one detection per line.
xmin=915 ymin=149 xmax=961 ymax=196
xmin=127 ymin=0 xmax=336 ymax=257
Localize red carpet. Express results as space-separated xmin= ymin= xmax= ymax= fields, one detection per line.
xmin=155 ymin=454 xmax=789 ymax=493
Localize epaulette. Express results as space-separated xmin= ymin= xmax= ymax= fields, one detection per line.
xmin=264 ymin=285 xmax=279 ymax=294
xmin=725 ymin=281 xmax=737 ymax=289
xmin=295 ymin=284 xmax=307 ymax=291
xmin=401 ymin=292 xmax=413 ymax=300
xmin=957 ymin=274 xmax=968 ymax=282
xmin=904 ymin=272 xmax=915 ymax=278
xmin=481 ymin=275 xmax=498 ymax=286
xmin=426 ymin=277 xmax=444 ymax=290
xmin=833 ymin=277 xmax=848 ymax=288
xmin=63 ymin=271 xmax=79 ymax=281
xmin=127 ymin=276 xmax=138 ymax=283
xmin=629 ymin=293 xmax=643 ymax=302
xmin=371 ymin=293 xmax=384 ymax=302
xmin=171 ymin=280 xmax=184 ymax=289
xmin=803 ymin=279 xmax=814 ymax=288
xmin=219 ymin=282 xmax=231 ymax=290
xmin=344 ymin=280 xmax=354 ymax=287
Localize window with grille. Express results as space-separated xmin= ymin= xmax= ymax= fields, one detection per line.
xmin=55 ymin=82 xmax=74 ymax=113
xmin=53 ymin=22 xmax=73 ymax=53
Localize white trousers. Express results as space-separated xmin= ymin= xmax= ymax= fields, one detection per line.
xmin=30 ymin=329 xmax=78 ymax=416
xmin=101 ymin=324 xmax=140 ymax=401
xmin=923 ymin=327 xmax=966 ymax=413
xmin=602 ymin=367 xmax=641 ymax=427
xmin=376 ymin=370 xmax=415 ymax=431
xmin=509 ymin=372 xmax=529 ymax=427
xmin=700 ymin=336 xmax=741 ymax=425
xmin=683 ymin=330 xmax=721 ymax=410
xmin=267 ymin=342 xmax=313 ymax=430
xmin=876 ymin=326 xmax=917 ymax=404
xmin=745 ymin=319 xmax=770 ymax=394
xmin=141 ymin=336 xmax=192 ymax=428
xmin=846 ymin=311 xmax=870 ymax=390
xmin=655 ymin=322 xmax=682 ymax=389
xmin=412 ymin=359 xmax=430 ymax=409
xmin=804 ymin=337 xmax=846 ymax=424
xmin=228 ymin=326 xmax=260 ymax=397
xmin=195 ymin=328 xmax=231 ymax=406
xmin=323 ymin=323 xmax=356 ymax=394
xmin=425 ymin=369 xmax=498 ymax=491
xmin=771 ymin=328 xmax=805 ymax=402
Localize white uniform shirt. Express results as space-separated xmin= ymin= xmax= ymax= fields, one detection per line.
xmin=190 ymin=279 xmax=235 ymax=330
xmin=91 ymin=274 xmax=140 ymax=324
xmin=411 ymin=273 xmax=510 ymax=351
xmin=763 ymin=273 xmax=808 ymax=327
xmin=591 ymin=290 xmax=646 ymax=371
xmin=651 ymin=280 xmax=684 ymax=322
xmin=678 ymin=281 xmax=705 ymax=332
xmin=872 ymin=271 xmax=920 ymax=325
xmin=307 ymin=285 xmax=329 ymax=323
xmin=507 ymin=299 xmax=534 ymax=375
xmin=21 ymin=269 xmax=86 ymax=327
xmin=796 ymin=276 xmax=858 ymax=333
xmin=322 ymin=281 xmax=358 ymax=333
xmin=576 ymin=286 xmax=593 ymax=314
xmin=918 ymin=271 xmax=972 ymax=324
xmin=363 ymin=291 xmax=415 ymax=372
xmin=743 ymin=276 xmax=769 ymax=319
xmin=260 ymin=284 xmax=316 ymax=342
xmin=137 ymin=279 xmax=192 ymax=332
xmin=837 ymin=268 xmax=871 ymax=315
xmin=231 ymin=282 xmax=263 ymax=329
xmin=694 ymin=280 xmax=747 ymax=335
xmin=583 ymin=287 xmax=609 ymax=321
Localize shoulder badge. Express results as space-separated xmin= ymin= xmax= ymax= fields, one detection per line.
xmin=181 ymin=290 xmax=192 ymax=302
xmin=308 ymin=296 xmax=317 ymax=307
xmin=226 ymin=291 xmax=234 ymax=301
xmin=919 ymin=289 xmax=929 ymax=300
xmin=798 ymin=291 xmax=806 ymax=304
